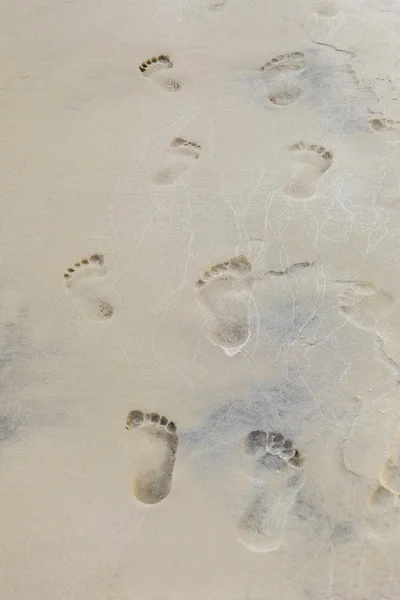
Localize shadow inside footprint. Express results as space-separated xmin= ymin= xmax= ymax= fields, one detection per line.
xmin=195 ymin=255 xmax=253 ymax=356
xmin=238 ymin=430 xmax=305 ymax=552
xmin=125 ymin=410 xmax=178 ymax=505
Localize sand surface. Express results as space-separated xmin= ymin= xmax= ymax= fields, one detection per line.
xmin=2 ymin=0 xmax=400 ymax=598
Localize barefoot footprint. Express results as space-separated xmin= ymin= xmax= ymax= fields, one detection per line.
xmin=195 ymin=255 xmax=253 ymax=356
xmin=125 ymin=410 xmax=178 ymax=505
xmin=380 ymin=429 xmax=400 ymax=495
xmin=238 ymin=430 xmax=305 ymax=552
xmin=63 ymin=254 xmax=114 ymax=322
xmin=339 ymin=281 xmax=400 ymax=363
xmin=153 ymin=138 xmax=201 ymax=187
xmin=260 ymin=52 xmax=305 ymax=107
xmin=369 ymin=117 xmax=400 ymax=143
xmin=315 ymin=0 xmax=340 ymax=17
xmin=206 ymin=0 xmax=229 ymax=9
xmin=284 ymin=142 xmax=333 ymax=199
xmin=139 ymin=55 xmax=180 ymax=92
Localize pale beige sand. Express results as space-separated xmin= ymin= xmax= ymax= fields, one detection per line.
xmin=1 ymin=0 xmax=400 ymax=598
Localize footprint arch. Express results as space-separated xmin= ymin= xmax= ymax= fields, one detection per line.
xmin=195 ymin=255 xmax=253 ymax=356
xmin=125 ymin=410 xmax=178 ymax=505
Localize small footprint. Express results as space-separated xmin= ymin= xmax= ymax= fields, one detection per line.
xmin=260 ymin=52 xmax=305 ymax=107
xmin=369 ymin=116 xmax=400 ymax=143
xmin=238 ymin=430 xmax=305 ymax=552
xmin=125 ymin=410 xmax=178 ymax=505
xmin=284 ymin=142 xmax=333 ymax=200
xmin=195 ymin=255 xmax=253 ymax=357
xmin=63 ymin=254 xmax=114 ymax=322
xmin=139 ymin=55 xmax=180 ymax=92
xmin=153 ymin=138 xmax=201 ymax=187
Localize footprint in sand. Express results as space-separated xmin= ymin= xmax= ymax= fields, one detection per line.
xmin=369 ymin=116 xmax=400 ymax=143
xmin=314 ymin=0 xmax=340 ymax=16
xmin=363 ymin=485 xmax=400 ymax=539
xmin=379 ymin=430 xmax=400 ymax=496
xmin=284 ymin=142 xmax=333 ymax=200
xmin=63 ymin=254 xmax=114 ymax=322
xmin=260 ymin=52 xmax=305 ymax=107
xmin=125 ymin=410 xmax=178 ymax=505
xmin=338 ymin=281 xmax=400 ymax=362
xmin=195 ymin=255 xmax=253 ymax=357
xmin=139 ymin=55 xmax=180 ymax=92
xmin=238 ymin=430 xmax=305 ymax=553
xmin=153 ymin=138 xmax=201 ymax=187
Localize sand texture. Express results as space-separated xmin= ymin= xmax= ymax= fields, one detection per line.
xmin=1 ymin=0 xmax=400 ymax=598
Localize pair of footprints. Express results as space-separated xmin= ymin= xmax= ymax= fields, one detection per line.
xmin=60 ymin=252 xmax=251 ymax=345
xmin=139 ymin=51 xmax=307 ymax=107
xmin=126 ymin=411 xmax=305 ymax=553
xmin=198 ymin=255 xmax=400 ymax=359
xmin=153 ymin=136 xmax=333 ymax=199
xmin=153 ymin=137 xmax=333 ymax=198
xmin=61 ymin=253 xmax=252 ymax=359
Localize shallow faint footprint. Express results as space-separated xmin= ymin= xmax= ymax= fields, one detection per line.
xmin=153 ymin=138 xmax=201 ymax=186
xmin=369 ymin=117 xmax=400 ymax=143
xmin=195 ymin=255 xmax=253 ymax=356
xmin=315 ymin=0 xmax=340 ymax=16
xmin=380 ymin=430 xmax=400 ymax=495
xmin=260 ymin=52 xmax=305 ymax=107
xmin=139 ymin=55 xmax=180 ymax=92
xmin=284 ymin=142 xmax=333 ymax=199
xmin=63 ymin=254 xmax=114 ymax=322
xmin=363 ymin=485 xmax=400 ymax=539
xmin=339 ymin=281 xmax=400 ymax=342
xmin=125 ymin=410 xmax=178 ymax=505
xmin=237 ymin=430 xmax=305 ymax=553
xmin=206 ymin=0 xmax=229 ymax=9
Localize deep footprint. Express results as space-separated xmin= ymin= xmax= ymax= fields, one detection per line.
xmin=195 ymin=255 xmax=253 ymax=356
xmin=63 ymin=254 xmax=114 ymax=322
xmin=260 ymin=52 xmax=305 ymax=107
xmin=153 ymin=138 xmax=201 ymax=186
xmin=284 ymin=142 xmax=333 ymax=199
xmin=238 ymin=430 xmax=305 ymax=552
xmin=125 ymin=410 xmax=178 ymax=505
xmin=139 ymin=55 xmax=180 ymax=92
